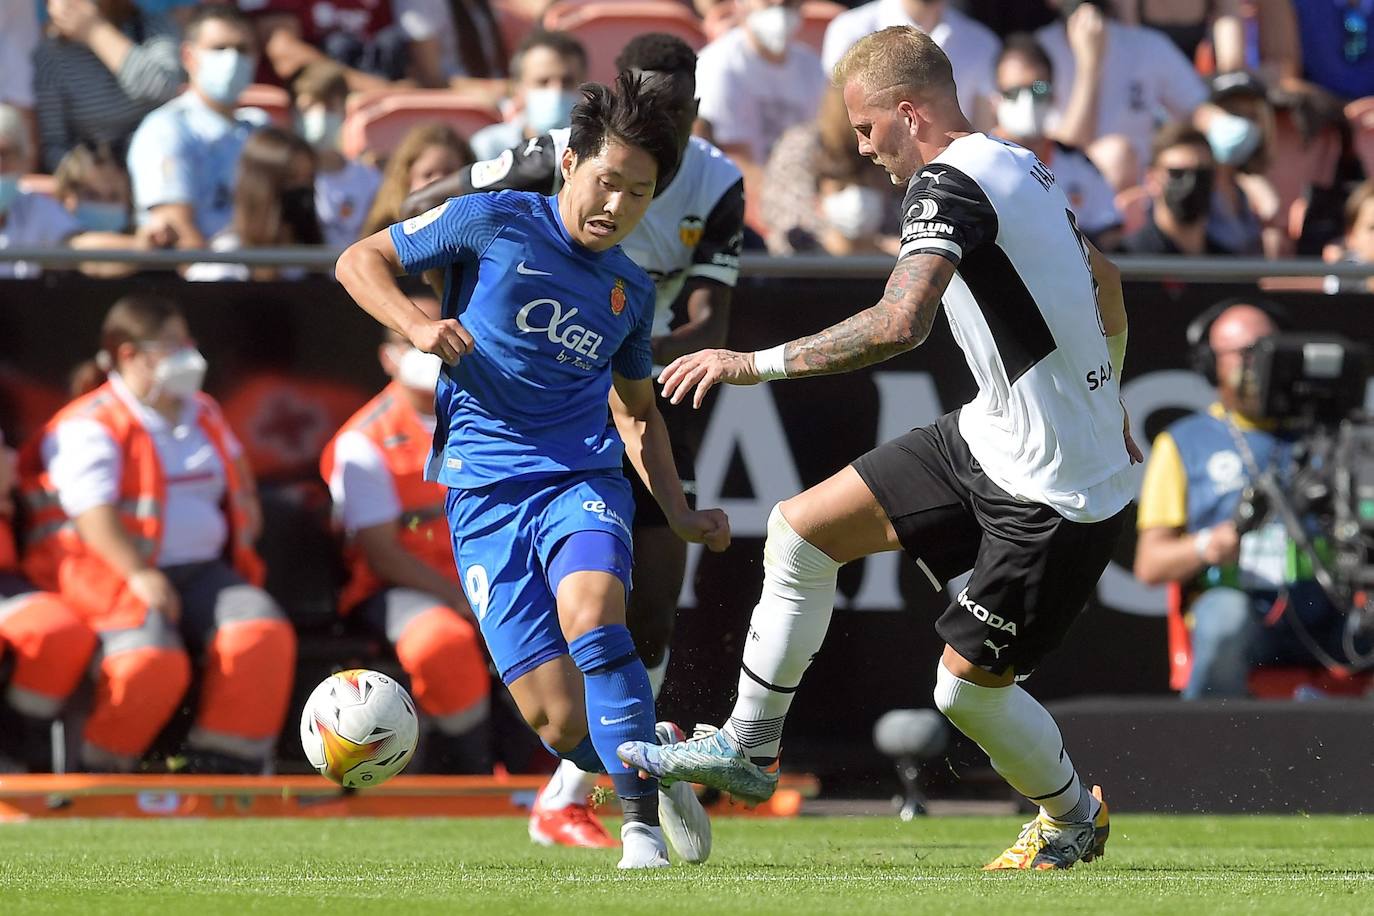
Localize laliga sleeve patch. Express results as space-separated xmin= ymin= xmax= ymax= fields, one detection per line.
xmin=402 ymin=200 xmax=450 ymax=234
xmin=470 ymin=150 xmax=515 ymax=190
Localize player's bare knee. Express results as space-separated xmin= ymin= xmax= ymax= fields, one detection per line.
xmin=537 ymin=707 xmax=588 ymax=753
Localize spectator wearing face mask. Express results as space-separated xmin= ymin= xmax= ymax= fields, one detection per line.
xmin=54 ymin=145 xmax=135 ymax=236
xmin=993 ymin=34 xmax=1120 ymax=250
xmin=19 ymin=294 xmax=295 ymax=774
xmin=1 ymin=105 xmax=159 ymax=278
xmin=186 ymin=126 xmax=323 ymax=281
xmin=53 ymin=143 xmax=177 ymax=277
xmin=761 ymin=86 xmax=900 ymax=255
xmin=33 ymin=0 xmax=185 ymax=173
xmin=289 ymin=61 xmax=380 ymax=248
xmin=126 ymin=3 xmax=267 ymax=250
xmin=695 ymin=0 xmax=828 ymax=219
xmin=1120 ymin=121 xmax=1237 ymax=255
xmin=468 ymin=31 xmax=587 ymax=162
xmin=1036 ymin=0 xmax=1209 ymax=191
xmin=1203 ymin=71 xmax=1278 ymax=257
xmin=822 ymin=0 xmax=1001 ymax=131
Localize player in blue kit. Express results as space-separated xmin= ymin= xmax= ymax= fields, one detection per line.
xmin=335 ymin=73 xmax=731 ymax=869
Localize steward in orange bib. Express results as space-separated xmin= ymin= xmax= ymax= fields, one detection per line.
xmin=321 ymin=302 xmax=491 ymax=773
xmin=19 ymin=295 xmax=296 ymax=773
xmin=0 ymin=428 xmax=97 ymax=771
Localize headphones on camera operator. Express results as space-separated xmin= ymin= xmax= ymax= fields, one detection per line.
xmin=1187 ymin=299 xmax=1374 ymax=670
xmin=1184 ymin=296 xmax=1290 ymax=387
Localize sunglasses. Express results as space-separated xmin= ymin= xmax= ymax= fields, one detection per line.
xmin=1000 ymin=80 xmax=1052 ymax=102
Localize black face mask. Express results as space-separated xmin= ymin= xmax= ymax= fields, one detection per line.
xmin=1162 ymin=167 xmax=1214 ymax=224
xmin=281 ymin=185 xmax=322 ymax=245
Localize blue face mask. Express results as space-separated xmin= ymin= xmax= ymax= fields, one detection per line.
xmin=195 ymin=47 xmax=255 ymax=106
xmin=74 ymin=200 xmax=130 ymax=233
xmin=524 ymin=88 xmax=579 ymax=135
xmin=0 ymin=174 xmax=19 ymax=216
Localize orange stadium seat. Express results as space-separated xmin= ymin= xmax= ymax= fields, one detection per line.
xmin=797 ymin=0 xmax=844 ymax=53
xmin=542 ymin=1 xmax=707 ymax=84
xmin=239 ymin=83 xmax=293 ymax=128
xmin=341 ymin=91 xmax=502 ymax=161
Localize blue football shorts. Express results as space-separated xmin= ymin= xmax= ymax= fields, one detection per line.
xmin=445 ymin=470 xmax=635 ymax=684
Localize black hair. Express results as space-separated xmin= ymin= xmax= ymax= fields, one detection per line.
xmin=997 ymin=33 xmax=1053 ymax=80
xmin=568 ymin=72 xmax=681 ymax=189
xmin=614 ymin=33 xmax=698 ymax=78
xmin=184 ymin=2 xmax=253 ymax=43
xmin=511 ymin=30 xmax=588 ymax=80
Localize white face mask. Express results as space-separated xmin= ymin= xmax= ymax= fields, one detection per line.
xmin=746 ymin=5 xmax=802 ymax=56
xmin=152 ymin=347 xmax=208 ymax=400
xmin=195 ymin=47 xmax=255 ymax=106
xmin=821 ymin=184 xmax=886 ymax=240
xmin=297 ymin=107 xmax=344 ymax=151
xmin=996 ymin=87 xmax=1052 ymax=141
xmin=395 ymin=346 xmax=443 ymax=392
xmin=524 ymin=87 xmax=579 ymax=135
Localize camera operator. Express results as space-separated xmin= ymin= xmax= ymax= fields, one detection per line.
xmin=1134 ymin=300 xmax=1352 ymax=699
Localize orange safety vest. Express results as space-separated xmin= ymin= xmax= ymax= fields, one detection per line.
xmin=320 ymin=383 xmax=455 ymax=615
xmin=18 ymin=382 xmax=264 ymax=629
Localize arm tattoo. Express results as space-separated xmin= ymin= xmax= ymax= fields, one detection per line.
xmin=784 ymin=255 xmax=955 ymax=377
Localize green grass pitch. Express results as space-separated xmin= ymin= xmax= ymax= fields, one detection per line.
xmin=3 ymin=815 xmax=1373 ymax=915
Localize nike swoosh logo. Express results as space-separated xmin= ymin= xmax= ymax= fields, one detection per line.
xmin=516 ymin=260 xmax=552 ymax=276
xmin=599 ymin=712 xmax=638 ymax=726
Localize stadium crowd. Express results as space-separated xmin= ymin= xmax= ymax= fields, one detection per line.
xmin=1 ymin=0 xmax=1373 ymax=780
xmin=1 ymin=0 xmax=1372 ymax=269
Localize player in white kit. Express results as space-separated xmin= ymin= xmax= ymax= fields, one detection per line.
xmin=619 ymin=25 xmax=1144 ymax=871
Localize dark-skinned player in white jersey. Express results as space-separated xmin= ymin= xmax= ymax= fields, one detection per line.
xmin=620 ymin=25 xmax=1145 ymax=871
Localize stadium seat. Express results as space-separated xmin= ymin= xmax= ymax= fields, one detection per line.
xmin=542 ymin=1 xmax=707 ymax=84
xmin=341 ymin=91 xmax=502 ymax=160
xmin=239 ymin=83 xmax=293 ymax=128
xmin=797 ymin=1 xmax=845 ymax=53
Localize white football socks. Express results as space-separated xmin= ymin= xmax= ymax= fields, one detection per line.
xmin=541 ymin=758 xmax=601 ymax=810
xmin=722 ymin=505 xmax=842 ymax=763
xmin=933 ymin=661 xmax=1098 ymax=823
xmin=646 ymin=649 xmax=670 ymax=698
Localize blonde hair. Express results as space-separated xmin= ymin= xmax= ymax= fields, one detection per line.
xmin=831 ymin=25 xmax=957 ymax=102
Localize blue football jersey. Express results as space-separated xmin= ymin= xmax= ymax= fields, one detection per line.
xmin=389 ymin=190 xmax=657 ymax=489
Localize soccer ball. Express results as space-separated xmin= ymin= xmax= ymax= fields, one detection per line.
xmin=300 ymin=669 xmax=418 ymax=787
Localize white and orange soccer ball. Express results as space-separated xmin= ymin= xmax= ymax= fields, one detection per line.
xmin=300 ymin=669 xmax=418 ymax=787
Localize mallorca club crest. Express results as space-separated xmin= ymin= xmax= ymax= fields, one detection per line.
xmin=678 ymin=216 xmax=704 ymax=247
xmin=610 ymin=278 xmax=627 ymax=316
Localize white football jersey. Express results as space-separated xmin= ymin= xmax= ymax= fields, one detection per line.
xmin=548 ymin=130 xmax=745 ymax=337
xmin=898 ymin=133 xmax=1140 ymax=521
